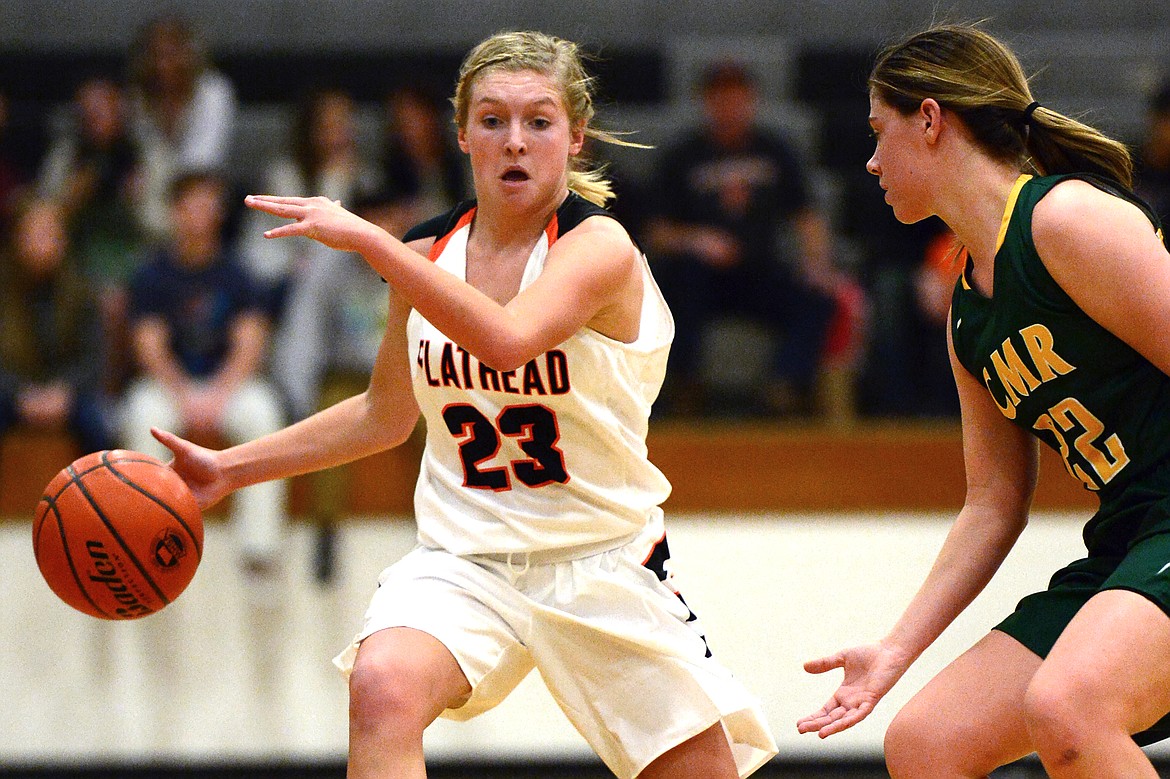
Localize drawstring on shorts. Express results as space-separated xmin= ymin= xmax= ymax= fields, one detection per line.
xmin=505 ymin=551 xmax=531 ymax=576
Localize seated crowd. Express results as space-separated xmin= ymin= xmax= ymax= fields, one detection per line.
xmin=20 ymin=16 xmax=1170 ymax=580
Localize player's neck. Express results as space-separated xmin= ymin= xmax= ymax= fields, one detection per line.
xmin=472 ymin=189 xmax=566 ymax=254
xmin=936 ymin=159 xmax=1021 ymax=270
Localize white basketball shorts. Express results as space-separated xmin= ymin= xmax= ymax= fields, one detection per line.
xmin=333 ymin=530 xmax=777 ymax=778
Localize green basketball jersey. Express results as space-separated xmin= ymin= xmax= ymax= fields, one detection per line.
xmin=950 ymin=173 xmax=1170 ymax=553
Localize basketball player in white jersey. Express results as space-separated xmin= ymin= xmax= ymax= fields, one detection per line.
xmin=152 ymin=30 xmax=777 ymax=779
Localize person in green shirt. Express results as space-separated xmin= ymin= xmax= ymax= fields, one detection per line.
xmin=798 ymin=23 xmax=1170 ymax=779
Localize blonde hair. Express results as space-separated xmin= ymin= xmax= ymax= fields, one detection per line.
xmin=870 ymin=24 xmax=1133 ymax=188
xmin=452 ymin=30 xmax=644 ymax=206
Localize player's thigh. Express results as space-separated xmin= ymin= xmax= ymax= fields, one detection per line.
xmin=1033 ymin=587 xmax=1170 ymax=735
xmin=888 ymin=629 xmax=1040 ymax=769
xmin=637 ymin=722 xmax=737 ymax=779
xmin=338 ymin=548 xmax=536 ymax=720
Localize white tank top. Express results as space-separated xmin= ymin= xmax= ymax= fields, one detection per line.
xmin=405 ymin=194 xmax=674 ymax=556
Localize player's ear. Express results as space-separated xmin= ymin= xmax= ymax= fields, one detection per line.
xmin=457 ymin=125 xmax=470 ymax=154
xmin=920 ymin=99 xmax=943 ymax=142
xmin=568 ymin=121 xmax=586 ymax=156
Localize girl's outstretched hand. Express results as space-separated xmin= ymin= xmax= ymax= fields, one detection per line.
xmin=796 ymin=642 xmax=908 ymax=738
xmin=150 ymin=427 xmax=233 ymax=511
xmin=244 ymin=194 xmax=378 ymax=254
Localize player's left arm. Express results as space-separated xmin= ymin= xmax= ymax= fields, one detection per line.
xmin=245 ymin=196 xmax=639 ymax=372
xmin=502 ymin=215 xmax=642 ymax=357
xmin=1033 ymin=179 xmax=1170 ymax=375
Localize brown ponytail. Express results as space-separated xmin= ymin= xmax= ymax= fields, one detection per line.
xmin=870 ymin=24 xmax=1133 ymax=187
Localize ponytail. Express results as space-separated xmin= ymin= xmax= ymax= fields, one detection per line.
xmin=870 ymin=24 xmax=1133 ymax=187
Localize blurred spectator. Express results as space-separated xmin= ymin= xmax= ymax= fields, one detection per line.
xmin=120 ymin=171 xmax=287 ymax=581
xmin=845 ymin=155 xmax=958 ymax=419
xmin=1135 ymin=79 xmax=1170 ymax=226
xmin=645 ymin=61 xmax=855 ymax=418
xmin=38 ymin=75 xmax=147 ymax=395
xmin=0 ymin=198 xmax=114 ymax=453
xmin=909 ymin=223 xmax=963 ymax=416
xmin=39 ymin=75 xmax=146 ymax=280
xmin=379 ymin=83 xmax=469 ymax=229
xmin=127 ymin=14 xmax=237 ymax=241
xmin=0 ymin=88 xmax=47 ymax=225
xmin=270 ymin=191 xmax=394 ymax=583
xmin=238 ymin=85 xmax=380 ymax=315
xmin=0 ymin=91 xmax=26 ymax=223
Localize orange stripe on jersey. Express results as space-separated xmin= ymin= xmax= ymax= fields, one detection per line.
xmin=641 ymin=530 xmax=667 ymax=565
xmin=428 ymin=207 xmax=477 ymax=261
xmin=545 ymin=212 xmax=559 ymax=248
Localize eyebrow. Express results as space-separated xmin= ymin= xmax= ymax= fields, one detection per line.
xmin=474 ymin=95 xmax=560 ymax=109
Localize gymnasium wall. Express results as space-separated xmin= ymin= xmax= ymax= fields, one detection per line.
xmin=10 ymin=508 xmax=1170 ymax=770
xmin=2 ymin=0 xmax=1168 ymax=148
xmin=3 ymin=0 xmax=1170 ymax=49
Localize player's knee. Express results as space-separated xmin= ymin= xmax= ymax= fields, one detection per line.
xmin=1022 ymin=671 xmax=1094 ymax=754
xmin=884 ymin=704 xmax=933 ymax=777
xmin=885 ymin=700 xmax=983 ymax=777
xmin=348 ymin=651 xmax=433 ymax=736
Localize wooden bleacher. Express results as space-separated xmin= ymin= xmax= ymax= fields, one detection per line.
xmin=0 ymin=421 xmax=1095 ymax=521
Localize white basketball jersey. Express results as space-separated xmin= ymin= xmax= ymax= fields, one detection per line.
xmin=405 ymin=194 xmax=674 ymax=556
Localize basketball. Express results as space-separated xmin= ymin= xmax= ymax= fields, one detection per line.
xmin=32 ymin=450 xmax=204 ymax=620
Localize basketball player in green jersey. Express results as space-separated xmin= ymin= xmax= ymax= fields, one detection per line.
xmin=796 ymin=24 xmax=1170 ymax=778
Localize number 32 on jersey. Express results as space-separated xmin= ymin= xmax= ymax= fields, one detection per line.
xmin=1033 ymin=396 xmax=1129 ymax=491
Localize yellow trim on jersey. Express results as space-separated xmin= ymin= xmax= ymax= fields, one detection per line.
xmin=995 ymin=174 xmax=1033 ymax=255
xmin=962 ymin=173 xmax=1034 ymax=292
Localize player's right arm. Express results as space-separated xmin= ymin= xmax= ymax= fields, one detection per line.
xmin=876 ymin=334 xmax=1038 ymax=661
xmin=798 ymin=324 xmax=1037 ymax=738
xmin=155 ymin=254 xmax=423 ymax=510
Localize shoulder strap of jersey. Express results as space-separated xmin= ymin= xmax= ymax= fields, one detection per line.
xmin=401 ymin=193 xmax=635 ymax=250
xmin=556 ymin=191 xmax=644 ymax=251
xmin=1053 ymin=173 xmax=1165 ymax=244
xmin=402 ymin=200 xmax=477 ymax=244
xmin=555 ymin=191 xmax=614 ymax=235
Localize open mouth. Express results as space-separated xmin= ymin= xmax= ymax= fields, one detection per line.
xmin=502 ymin=169 xmax=529 ymax=182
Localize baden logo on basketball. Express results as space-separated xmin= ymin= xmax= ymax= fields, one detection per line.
xmin=152 ymin=528 xmax=188 ymax=570
xmin=84 ymin=539 xmax=153 ymax=619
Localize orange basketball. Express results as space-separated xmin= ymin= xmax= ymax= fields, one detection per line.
xmin=33 ymin=449 xmax=204 ymax=620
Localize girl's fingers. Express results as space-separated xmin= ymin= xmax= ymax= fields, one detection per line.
xmin=245 ymin=194 xmax=309 ymax=205
xmin=245 ymin=198 xmax=305 ymax=219
xmin=151 ymin=426 xmax=179 ymax=450
xmin=264 ymin=224 xmax=308 ymax=239
xmin=818 ymin=702 xmax=872 ymax=738
xmin=803 ymin=653 xmax=844 ymax=674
